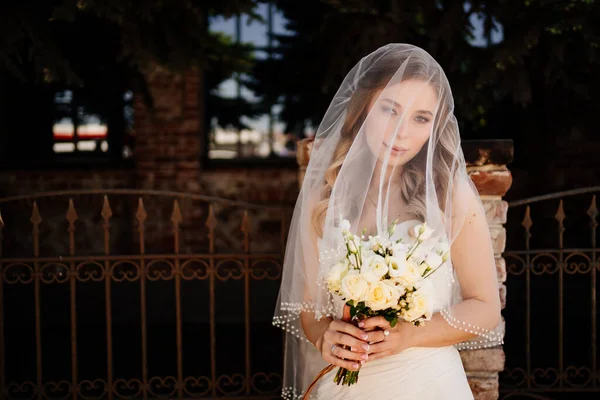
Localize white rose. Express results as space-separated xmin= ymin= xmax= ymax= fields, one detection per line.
xmin=366 ymin=281 xmax=400 ymax=311
xmin=395 ymin=260 xmax=422 ymax=288
xmin=387 ymin=256 xmax=407 ymax=278
xmin=326 ymin=262 xmax=349 ymax=293
xmin=340 ymin=270 xmax=369 ymax=301
xmin=410 ymin=223 xmax=434 ymax=241
xmin=402 ymin=289 xmax=433 ymax=322
xmin=361 ymin=255 xmax=388 ymax=282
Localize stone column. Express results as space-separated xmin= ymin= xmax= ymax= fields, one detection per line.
xmin=460 ymin=139 xmax=513 ymax=400
xmin=296 ymin=138 xmax=514 ymax=400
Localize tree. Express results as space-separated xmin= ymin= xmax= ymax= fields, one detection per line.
xmin=251 ymin=0 xmax=600 ymax=194
xmin=0 ymin=0 xmax=261 ymax=109
xmin=0 ymin=0 xmax=267 ymax=164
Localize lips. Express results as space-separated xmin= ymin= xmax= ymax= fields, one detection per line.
xmin=383 ymin=142 xmax=408 ymax=153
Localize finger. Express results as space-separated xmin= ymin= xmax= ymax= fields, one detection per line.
xmin=324 ymin=353 xmax=362 ymax=371
xmin=358 ymin=316 xmax=391 ymax=331
xmin=332 ymin=320 xmax=369 ymax=341
xmin=333 ymin=332 xmax=372 ymax=353
xmin=366 ymin=350 xmax=392 ymax=361
xmin=364 ymin=329 xmax=386 ymax=344
xmin=332 ymin=345 xmax=368 ymax=362
xmin=366 ymin=341 xmax=392 ymax=355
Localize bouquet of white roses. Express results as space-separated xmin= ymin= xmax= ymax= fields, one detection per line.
xmin=325 ymin=219 xmax=450 ymax=386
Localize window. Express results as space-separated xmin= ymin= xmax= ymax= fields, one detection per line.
xmin=0 ymin=74 xmax=134 ymax=168
xmin=52 ymin=89 xmax=134 ymax=159
xmin=207 ymin=2 xmax=297 ymax=163
xmin=463 ymin=2 xmax=504 ymax=48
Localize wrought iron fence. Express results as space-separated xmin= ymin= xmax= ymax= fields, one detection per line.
xmin=500 ymin=187 xmax=600 ymax=400
xmin=0 ymin=190 xmax=293 ymax=400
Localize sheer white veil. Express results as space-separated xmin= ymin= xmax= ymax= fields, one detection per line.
xmin=273 ymin=43 xmax=503 ymax=399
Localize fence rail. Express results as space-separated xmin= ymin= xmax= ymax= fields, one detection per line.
xmin=500 ymin=188 xmax=599 ymax=399
xmin=0 ymin=190 xmax=292 ymax=400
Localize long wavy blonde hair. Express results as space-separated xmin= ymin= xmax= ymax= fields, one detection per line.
xmin=312 ymin=53 xmax=460 ymax=236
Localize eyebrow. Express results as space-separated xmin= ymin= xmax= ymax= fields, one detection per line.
xmin=381 ymin=98 xmax=434 ymax=116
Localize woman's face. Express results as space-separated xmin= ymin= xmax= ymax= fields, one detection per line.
xmin=364 ymin=79 xmax=438 ymax=169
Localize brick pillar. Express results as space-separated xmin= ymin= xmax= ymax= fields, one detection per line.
xmin=296 ymin=138 xmax=514 ymax=400
xmin=134 ymin=64 xmax=203 ymax=192
xmin=131 ymin=64 xmax=205 ymax=253
xmin=460 ymin=139 xmax=513 ymax=400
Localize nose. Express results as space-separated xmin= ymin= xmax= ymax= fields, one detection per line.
xmin=390 ymin=117 xmax=409 ymax=141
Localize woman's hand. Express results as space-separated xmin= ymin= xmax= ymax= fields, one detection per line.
xmin=316 ymin=319 xmax=372 ymax=371
xmin=358 ymin=316 xmax=415 ymax=361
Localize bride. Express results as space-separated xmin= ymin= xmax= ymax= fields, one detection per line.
xmin=273 ymin=44 xmax=503 ymax=399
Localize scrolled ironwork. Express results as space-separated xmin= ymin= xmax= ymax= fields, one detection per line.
xmin=147 ymin=376 xmax=178 ymax=397
xmin=43 ymin=380 xmax=71 ymax=400
xmin=505 ymin=254 xmax=526 ymax=276
xmin=250 ymin=259 xmax=282 ymax=280
xmin=78 ymin=379 xmax=107 ymax=400
xmin=75 ymin=261 xmax=106 ymax=282
xmin=6 ymin=381 xmax=36 ymax=400
xmin=146 ymin=259 xmax=176 ymax=281
xmin=110 ymin=261 xmax=141 ymax=282
xmin=530 ymin=253 xmax=559 ymax=275
xmin=564 ymin=366 xmax=594 ymax=387
xmin=40 ymin=262 xmax=70 ymax=284
xmin=180 ymin=259 xmax=210 ymax=281
xmin=3 ymin=263 xmax=34 ymax=284
xmin=531 ymin=367 xmax=560 ymax=388
xmin=182 ymin=376 xmax=212 ymax=397
xmin=250 ymin=372 xmax=282 ymax=394
xmin=564 ymin=252 xmax=593 ymax=274
xmin=216 ymin=374 xmax=245 ymax=395
xmin=500 ymin=368 xmax=528 ymax=388
xmin=215 ymin=259 xmax=244 ymax=281
xmin=112 ymin=378 xmax=143 ymax=398
xmin=0 ymin=190 xmax=292 ymax=400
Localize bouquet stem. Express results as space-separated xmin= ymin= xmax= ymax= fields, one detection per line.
xmin=333 ymin=366 xmax=360 ymax=386
xmin=332 ymin=304 xmax=362 ymax=386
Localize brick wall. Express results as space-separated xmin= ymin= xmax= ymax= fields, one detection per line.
xmin=0 ymin=65 xmax=298 ymax=259
xmin=0 ymin=65 xmax=298 ymax=202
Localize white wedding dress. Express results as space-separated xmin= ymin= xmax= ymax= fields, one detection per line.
xmin=311 ymin=221 xmax=474 ymax=400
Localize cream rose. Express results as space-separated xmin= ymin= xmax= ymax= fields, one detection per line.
xmin=395 ymin=260 xmax=422 ymax=288
xmin=361 ymin=255 xmax=388 ymax=282
xmin=366 ymin=281 xmax=400 ymax=311
xmin=402 ymin=290 xmax=433 ymax=322
xmin=340 ymin=270 xmax=369 ymax=301
xmin=326 ymin=262 xmax=349 ymax=293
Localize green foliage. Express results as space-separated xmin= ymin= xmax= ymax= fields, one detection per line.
xmin=251 ymin=0 xmax=600 ymax=147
